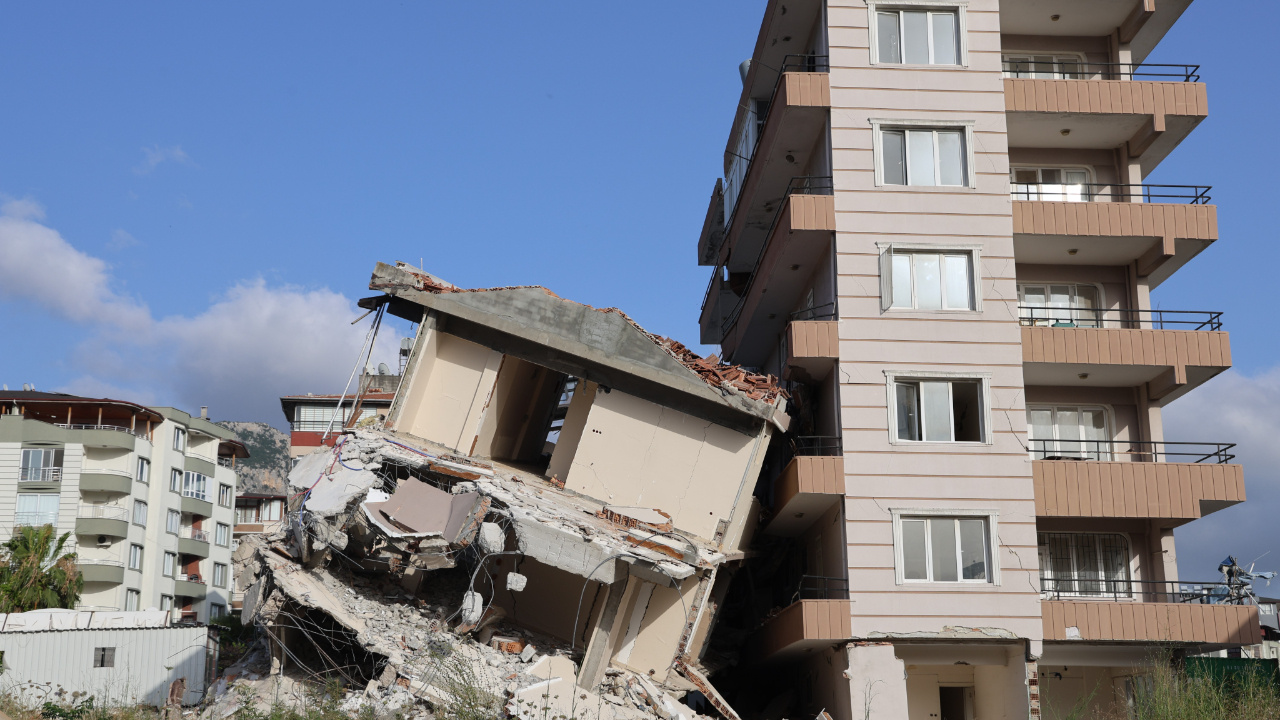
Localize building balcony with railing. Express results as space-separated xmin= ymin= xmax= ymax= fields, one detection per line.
xmin=14 ymin=510 xmax=59 ymax=528
xmin=1021 ymin=305 xmax=1230 ymax=405
xmin=74 ymin=504 xmax=129 ymax=538
xmin=750 ymin=574 xmax=851 ymax=662
xmin=19 ymin=466 xmax=62 ymax=483
xmin=762 ymin=436 xmax=844 ymax=537
xmin=76 ymin=558 xmax=125 ymax=584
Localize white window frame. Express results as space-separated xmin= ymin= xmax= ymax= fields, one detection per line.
xmin=218 ymin=484 xmax=233 ymax=508
xmin=173 ymin=427 xmax=186 ymax=452
xmin=163 ymin=551 xmax=177 ymax=578
xmin=125 ymin=589 xmax=140 ymax=612
xmin=166 ymin=509 xmax=181 ymax=535
xmin=1017 ymin=282 xmax=1106 ymax=327
xmin=213 ymin=563 xmax=228 ymax=589
xmin=869 ymin=0 xmax=969 ymax=68
xmin=1002 ymin=52 xmax=1087 ymax=80
xmin=215 ymin=523 xmax=230 ymax=547
xmin=1009 ymin=165 xmax=1094 ymax=202
xmin=132 ymin=500 xmax=148 ymax=527
xmin=210 ymin=602 xmax=226 ymax=619
xmin=1026 ymin=404 xmax=1114 ymax=460
xmin=885 ymin=370 xmax=992 ymax=445
xmin=128 ymin=544 xmax=144 ymax=571
xmin=877 ymin=242 xmax=984 ymax=313
xmin=170 ymin=469 xmax=183 ymax=493
xmin=891 ymin=507 xmax=1001 ymax=585
xmin=135 ymin=458 xmax=150 ymax=485
xmin=160 ymin=595 xmax=173 ymax=612
xmin=871 ymin=119 xmax=977 ymax=188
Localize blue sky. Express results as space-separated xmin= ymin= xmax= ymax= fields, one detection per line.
xmin=0 ymin=2 xmax=1275 ymax=579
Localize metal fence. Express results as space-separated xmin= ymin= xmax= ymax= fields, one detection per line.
xmin=1018 ymin=306 xmax=1222 ymax=331
xmin=1002 ymin=60 xmax=1200 ymax=82
xmin=1029 ymin=439 xmax=1235 ymax=463
xmin=1010 ymin=183 xmax=1211 ymax=204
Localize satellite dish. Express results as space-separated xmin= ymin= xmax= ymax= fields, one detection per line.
xmin=377 ymin=363 xmax=390 ymax=375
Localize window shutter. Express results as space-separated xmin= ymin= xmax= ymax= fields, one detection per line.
xmin=879 ymin=246 xmax=895 ymax=312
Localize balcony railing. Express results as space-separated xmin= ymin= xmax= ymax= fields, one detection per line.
xmin=790 ymin=436 xmax=843 ymax=457
xmin=1030 ymin=439 xmax=1235 ymax=464
xmin=217 ymin=457 xmax=235 ymax=468
xmin=179 ymin=573 xmax=205 ymax=584
xmin=723 ymin=54 xmax=831 ymax=231
xmin=77 ymin=505 xmax=129 ymax=520
xmin=780 ymin=575 xmax=849 ymax=607
xmin=55 ymin=423 xmax=149 ymax=440
xmin=185 ymin=529 xmax=210 ymax=543
xmin=182 ymin=489 xmax=209 ymax=502
xmin=19 ymin=467 xmax=62 ymax=483
xmin=1010 ymin=183 xmax=1211 ymax=204
xmin=14 ymin=511 xmax=58 ymax=528
xmin=1018 ymin=307 xmax=1223 ymax=331
xmin=1002 ymin=61 xmax=1200 ymax=82
xmin=77 ymin=558 xmax=125 ymax=568
xmin=1041 ymin=576 xmax=1252 ymax=603
xmin=790 ymin=303 xmax=837 ymax=321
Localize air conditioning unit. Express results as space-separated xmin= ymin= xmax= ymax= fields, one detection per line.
xmin=96 ymin=535 xmax=110 ymax=547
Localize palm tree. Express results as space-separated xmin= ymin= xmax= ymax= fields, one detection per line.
xmin=0 ymin=525 xmax=83 ymax=613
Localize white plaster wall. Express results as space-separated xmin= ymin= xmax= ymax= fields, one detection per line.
xmin=398 ymin=332 xmax=503 ymax=453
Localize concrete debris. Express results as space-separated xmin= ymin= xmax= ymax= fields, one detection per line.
xmin=459 ymin=590 xmax=484 ymax=626
xmin=478 ymin=521 xmax=506 ymax=554
xmin=505 ymin=571 xmax=527 ymax=592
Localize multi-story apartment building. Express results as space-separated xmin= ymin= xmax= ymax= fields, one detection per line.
xmin=279 ymin=370 xmax=399 ymax=459
xmin=0 ymin=392 xmax=247 ymax=623
xmin=693 ymin=2 xmax=1253 ymax=718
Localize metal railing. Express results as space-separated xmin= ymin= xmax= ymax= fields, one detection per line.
xmin=19 ymin=467 xmax=62 ymax=482
xmin=1002 ymin=60 xmax=1200 ymax=82
xmin=790 ymin=436 xmax=843 ymax=457
xmin=77 ymin=504 xmax=129 ymax=520
xmin=75 ymin=605 xmax=121 ymax=612
xmin=186 ymin=529 xmax=210 ymax=543
xmin=76 ymin=558 xmax=124 ymax=567
xmin=722 ymin=54 xmax=831 ymax=233
xmin=1041 ymin=577 xmax=1249 ymax=603
xmin=1018 ymin=307 xmax=1223 ymax=331
xmin=14 ymin=512 xmax=58 ymax=528
xmin=55 ymin=423 xmax=149 ymax=440
xmin=793 ymin=574 xmax=849 ymax=603
xmin=217 ymin=457 xmax=235 ymax=468
xmin=1011 ymin=183 xmax=1211 ymax=204
xmin=1029 ymin=439 xmax=1235 ymax=464
xmin=790 ymin=303 xmax=837 ymax=322
xmin=178 ymin=573 xmax=205 ymax=584
xmin=182 ymin=488 xmax=209 ymax=502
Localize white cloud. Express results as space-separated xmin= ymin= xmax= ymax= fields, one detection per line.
xmin=1165 ymin=368 xmax=1280 ymax=579
xmin=107 ymin=228 xmax=139 ymax=250
xmin=135 ymin=145 xmax=193 ymax=175
xmin=1 ymin=196 xmax=46 ymax=221
xmin=1 ymin=200 xmax=402 ymax=426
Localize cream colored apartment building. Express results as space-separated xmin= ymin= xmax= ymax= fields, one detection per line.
xmin=0 ymin=392 xmax=248 ymax=623
xmin=694 ymin=1 xmax=1253 ymax=718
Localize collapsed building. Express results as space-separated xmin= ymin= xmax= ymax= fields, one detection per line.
xmin=231 ymin=261 xmax=800 ymax=719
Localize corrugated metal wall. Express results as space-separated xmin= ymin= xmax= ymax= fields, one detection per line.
xmin=0 ymin=625 xmax=209 ymax=706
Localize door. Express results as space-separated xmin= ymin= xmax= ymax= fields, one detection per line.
xmin=1027 ymin=406 xmax=1110 ymax=460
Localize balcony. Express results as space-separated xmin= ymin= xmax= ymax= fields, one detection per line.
xmin=76 ymin=559 xmax=125 ymax=584
xmin=175 ymin=574 xmax=207 ymax=599
xmin=178 ymin=529 xmax=211 ymax=559
xmin=1041 ymin=578 xmax=1262 ymax=646
xmin=184 ymin=453 xmax=217 ymax=478
xmin=54 ymin=423 xmax=147 ymax=451
xmin=78 ymin=469 xmax=133 ymax=494
xmin=180 ymin=491 xmax=213 ymax=518
xmin=1000 ymin=1 xmax=1192 ymax=62
xmin=1012 ymin=183 xmax=1216 ymax=287
xmin=764 ymin=438 xmax=844 ymax=537
xmin=702 ymin=177 xmax=836 ymax=362
xmin=1032 ymin=440 xmax=1243 ymax=523
xmin=1003 ymin=62 xmax=1206 ymax=175
xmin=784 ymin=315 xmax=839 ymax=383
xmin=18 ymin=466 xmax=62 ymax=491
xmin=14 ymin=511 xmax=59 ymax=528
xmin=74 ymin=505 xmax=129 ymax=538
xmin=751 ymin=596 xmax=852 ymax=662
xmin=1021 ymin=308 xmax=1230 ymax=404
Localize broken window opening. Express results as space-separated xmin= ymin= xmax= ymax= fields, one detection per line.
xmin=270 ymin=602 xmax=390 ymax=686
xmin=473 ymin=356 xmax=572 ymax=473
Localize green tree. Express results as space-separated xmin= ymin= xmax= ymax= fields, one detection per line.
xmin=0 ymin=526 xmax=83 ymax=612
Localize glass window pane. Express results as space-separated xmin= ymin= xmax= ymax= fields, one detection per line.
xmin=1032 ymin=55 xmax=1055 ymax=79
xmin=1049 ymin=285 xmax=1072 ymax=324
xmin=1074 ymin=285 xmax=1100 ymax=327
xmin=1013 ymin=169 xmax=1038 ymax=184
xmin=931 ymin=12 xmax=957 ymax=65
xmin=896 ymin=383 xmax=920 ymax=441
xmin=903 ymin=12 xmax=930 ymax=64
xmin=891 ymin=254 xmax=913 ymax=308
xmin=930 ymin=519 xmax=959 ymax=581
xmin=921 ymin=381 xmax=952 ymax=442
xmin=1029 ymin=408 xmax=1054 ymax=458
xmin=959 ymin=519 xmax=987 ymax=580
xmin=882 ymin=130 xmax=906 ymax=185
xmin=937 ymin=131 xmax=965 ymax=186
xmin=943 ymin=254 xmax=972 ymax=309
xmin=913 ymin=253 xmax=943 ymax=310
xmin=903 ymin=520 xmax=928 ymax=579
xmin=877 ymin=12 xmax=901 ymax=63
xmin=907 ymin=130 xmax=936 ymax=186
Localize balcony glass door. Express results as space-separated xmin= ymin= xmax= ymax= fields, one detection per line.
xmin=16 ymin=493 xmax=59 ymax=527
xmin=1003 ymin=55 xmax=1085 ymax=80
xmin=20 ymin=448 xmax=63 ymax=482
xmin=1019 ymin=284 xmax=1101 ymax=327
xmin=1011 ymin=167 xmax=1090 ymax=202
xmin=1027 ymin=405 xmax=1110 ymax=460
xmin=1039 ymin=532 xmax=1130 ymax=598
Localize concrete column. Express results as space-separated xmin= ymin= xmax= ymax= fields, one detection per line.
xmin=973 ymin=645 xmax=1034 ymax=720
xmin=577 ymin=579 xmax=629 ymax=690
xmin=846 ymin=643 xmax=908 ymax=720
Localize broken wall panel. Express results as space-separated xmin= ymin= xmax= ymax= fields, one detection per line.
xmin=395 ymin=329 xmax=503 ymax=453
xmin=488 ymin=555 xmax=605 ymax=645
xmin=474 ymin=355 xmax=564 ymax=463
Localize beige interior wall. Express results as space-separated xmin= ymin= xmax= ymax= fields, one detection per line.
xmin=613 ymin=578 xmax=701 ymax=682
xmin=848 ymin=644 xmax=910 ymax=720
xmin=399 ymin=332 xmax=502 ymax=453
xmin=999 ymin=34 xmax=1110 ymax=61
xmin=563 ymin=389 xmax=760 ymax=541
xmin=973 ymin=647 xmax=1032 ymax=720
xmin=489 ymin=555 xmax=601 ymax=645
xmin=473 ymin=356 xmax=561 ymax=462
xmin=546 ymin=381 xmax=596 ymax=482
xmin=1038 ymin=664 xmax=1136 ymax=719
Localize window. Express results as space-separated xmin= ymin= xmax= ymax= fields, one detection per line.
xmin=125 ymin=589 xmax=140 ymax=611
xmin=132 ymin=500 xmax=148 ymax=527
xmin=880 ymin=127 xmax=967 ymax=186
xmin=1027 ymin=406 xmax=1110 ymax=460
xmin=170 ymin=468 xmax=182 ymax=493
xmin=900 ymin=516 xmax=991 ymax=582
xmin=884 ymin=250 xmax=975 ymax=311
xmin=210 ymin=603 xmax=227 ymax=619
xmin=128 ymin=544 xmax=144 ymax=571
xmin=173 ymin=427 xmax=187 ymax=452
xmin=183 ymin=472 xmax=208 ymax=501
xmin=166 ymin=509 xmax=181 ymax=535
xmin=1019 ymin=284 xmax=1102 ymax=327
xmin=15 ymin=494 xmax=59 ymax=527
xmin=1003 ymin=54 xmax=1084 ymax=80
xmin=892 ymin=376 xmax=985 ymax=443
xmin=218 ymin=484 xmax=233 ymax=508
xmin=876 ymin=8 xmax=960 ymax=65
xmin=213 ymin=563 xmax=228 ymax=588
xmin=163 ymin=552 xmax=177 ymax=578
xmin=1010 ymin=167 xmax=1091 ymax=202
xmin=160 ymin=595 xmax=173 ymax=612
xmin=1038 ymin=532 xmax=1130 ymax=598
xmin=215 ymin=523 xmax=230 ymax=547
xmin=135 ymin=457 xmax=150 ymax=485
xmin=20 ymin=448 xmax=63 ymax=482
xmin=93 ymin=647 xmax=116 ymax=668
